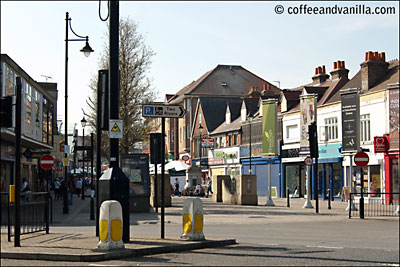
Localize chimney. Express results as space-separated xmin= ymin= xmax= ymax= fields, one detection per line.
xmin=312 ymin=65 xmax=330 ymax=85
xmin=361 ymin=51 xmax=389 ymax=90
xmin=330 ymin=60 xmax=349 ymax=80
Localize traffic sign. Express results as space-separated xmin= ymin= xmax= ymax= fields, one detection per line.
xmin=354 ymin=152 xmax=369 ymax=167
xmin=40 ymin=154 xmax=55 ymax=170
xmin=142 ymin=104 xmax=185 ymax=118
xmin=182 ymin=155 xmax=190 ymax=161
xmin=109 ymin=119 xmax=123 ymax=139
xmin=304 ymin=156 xmax=313 ymax=166
xmin=201 ymin=138 xmax=214 ymax=148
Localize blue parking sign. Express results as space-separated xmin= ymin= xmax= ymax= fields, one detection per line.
xmin=143 ymin=106 xmax=154 ymax=116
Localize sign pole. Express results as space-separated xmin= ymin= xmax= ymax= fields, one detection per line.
xmin=360 ymin=165 xmax=364 ymax=219
xmin=154 ymin=163 xmax=158 ymax=213
xmin=346 ymin=154 xmax=357 ymax=211
xmin=161 ymin=118 xmax=165 ymax=239
xmin=303 ymin=165 xmax=313 ymax=208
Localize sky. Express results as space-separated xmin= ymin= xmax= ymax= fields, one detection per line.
xmin=1 ymin=1 xmax=399 ymax=134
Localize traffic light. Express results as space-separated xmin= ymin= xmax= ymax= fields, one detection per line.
xmin=150 ymin=133 xmax=162 ymax=164
xmin=0 ymin=96 xmax=13 ymax=128
xmin=308 ymin=121 xmax=318 ymax=158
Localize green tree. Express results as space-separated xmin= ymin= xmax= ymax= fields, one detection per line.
xmin=85 ymin=17 xmax=157 ymax=159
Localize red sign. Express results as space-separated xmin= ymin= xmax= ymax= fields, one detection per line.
xmin=40 ymin=154 xmax=55 ymax=170
xmin=374 ymin=136 xmax=388 ymax=153
xmin=304 ymin=156 xmax=313 ymax=166
xmin=354 ymin=152 xmax=369 ymax=167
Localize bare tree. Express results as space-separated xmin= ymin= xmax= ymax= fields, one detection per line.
xmin=85 ymin=17 xmax=157 ymax=159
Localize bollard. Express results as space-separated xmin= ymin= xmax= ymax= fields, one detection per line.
xmin=181 ymin=197 xmax=205 ymax=241
xmin=327 ymin=189 xmax=331 ymax=210
xmin=90 ymin=190 xmax=95 ymax=220
xmin=9 ymin=185 xmax=15 ymax=203
xmin=98 ymin=200 xmax=125 ymax=250
xmin=286 ymin=188 xmax=290 ymax=208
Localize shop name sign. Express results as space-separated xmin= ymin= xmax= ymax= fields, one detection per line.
xmin=374 ymin=136 xmax=388 ymax=153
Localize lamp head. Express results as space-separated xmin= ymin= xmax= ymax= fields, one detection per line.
xmin=198 ymin=123 xmax=203 ymax=134
xmin=80 ymin=39 xmax=94 ymax=57
xmin=81 ymin=117 xmax=87 ymax=128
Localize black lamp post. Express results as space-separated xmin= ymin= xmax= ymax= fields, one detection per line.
xmin=198 ymin=124 xmax=203 ymax=168
xmin=63 ymin=12 xmax=94 ymax=214
xmin=81 ymin=116 xmax=87 ymax=200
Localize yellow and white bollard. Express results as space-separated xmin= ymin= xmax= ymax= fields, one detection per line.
xmin=181 ymin=197 xmax=205 ymax=240
xmin=97 ymin=200 xmax=125 ymax=250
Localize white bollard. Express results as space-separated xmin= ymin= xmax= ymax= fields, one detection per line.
xmin=181 ymin=197 xmax=205 ymax=240
xmin=97 ymin=200 xmax=125 ymax=250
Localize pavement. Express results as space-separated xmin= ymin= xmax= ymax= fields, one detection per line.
xmin=0 ymin=191 xmax=387 ymax=262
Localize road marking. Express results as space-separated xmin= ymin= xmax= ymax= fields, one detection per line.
xmin=306 ymin=245 xmax=343 ymax=249
xmin=89 ymin=264 xmax=120 ymax=267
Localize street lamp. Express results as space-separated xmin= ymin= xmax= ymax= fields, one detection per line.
xmin=198 ymin=124 xmax=203 ymax=168
xmin=81 ymin=116 xmax=87 ymax=200
xmin=63 ymin=12 xmax=93 ymax=214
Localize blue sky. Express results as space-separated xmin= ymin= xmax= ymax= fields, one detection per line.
xmin=1 ymin=1 xmax=399 ymax=133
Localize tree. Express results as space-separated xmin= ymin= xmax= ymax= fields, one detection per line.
xmin=85 ymin=17 xmax=157 ymax=159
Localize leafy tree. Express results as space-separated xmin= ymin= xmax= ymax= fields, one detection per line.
xmin=85 ymin=17 xmax=157 ymax=159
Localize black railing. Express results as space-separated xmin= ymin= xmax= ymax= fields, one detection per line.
xmin=349 ymin=192 xmax=400 ymax=219
xmin=1 ymin=192 xmax=50 ymax=241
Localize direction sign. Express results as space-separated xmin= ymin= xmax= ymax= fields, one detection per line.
xmin=304 ymin=156 xmax=313 ymax=166
xmin=142 ymin=104 xmax=185 ymax=118
xmin=40 ymin=154 xmax=55 ymax=170
xmin=354 ymin=151 xmax=369 ymax=167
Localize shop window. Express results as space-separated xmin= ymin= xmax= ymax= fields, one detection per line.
xmin=325 ymin=117 xmax=338 ymax=141
xmin=360 ymin=114 xmax=371 ymax=143
xmin=369 ymin=165 xmax=381 ymax=197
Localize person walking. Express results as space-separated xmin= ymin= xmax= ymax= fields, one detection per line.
xmin=174 ymin=178 xmax=181 ymax=197
xmin=75 ymin=178 xmax=82 ymax=197
xmin=206 ymin=177 xmax=213 ymax=198
xmin=54 ymin=178 xmax=61 ymax=200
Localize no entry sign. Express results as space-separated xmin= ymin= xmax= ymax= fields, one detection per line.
xmin=354 ymin=152 xmax=369 ymax=167
xmin=40 ymin=154 xmax=55 ymax=170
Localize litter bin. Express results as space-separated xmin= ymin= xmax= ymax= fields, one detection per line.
xmin=99 ymin=167 xmax=130 ymax=242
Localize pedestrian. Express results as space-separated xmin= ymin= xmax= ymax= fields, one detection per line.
xmin=183 ymin=179 xmax=191 ymax=196
xmin=21 ymin=178 xmax=30 ymax=202
xmin=174 ymin=178 xmax=181 ymax=196
xmin=75 ymin=177 xmax=82 ymax=197
xmin=54 ymin=178 xmax=61 ymax=200
xmin=206 ymin=177 xmax=213 ymax=198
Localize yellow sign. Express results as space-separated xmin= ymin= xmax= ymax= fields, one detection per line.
xmin=111 ymin=123 xmax=121 ymax=132
xmin=63 ymin=157 xmax=69 ymax=167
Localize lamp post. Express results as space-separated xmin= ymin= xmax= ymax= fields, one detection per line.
xmin=81 ymin=117 xmax=87 ymax=200
xmin=63 ymin=12 xmax=94 ymax=214
xmin=198 ymin=124 xmax=203 ymax=168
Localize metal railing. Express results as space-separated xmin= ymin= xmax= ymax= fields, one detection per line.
xmin=349 ymin=192 xmax=400 ymax=219
xmin=1 ymin=192 xmax=50 ymax=241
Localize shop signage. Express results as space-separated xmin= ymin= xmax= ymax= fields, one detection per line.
xmin=262 ymin=100 xmax=277 ymax=156
xmin=40 ymin=154 xmax=55 ymax=170
xmin=374 ymin=136 xmax=388 ymax=153
xmin=341 ymin=89 xmax=360 ymax=152
xmin=281 ymin=148 xmax=299 ymax=158
xmin=201 ymin=138 xmax=214 ymax=148
xmin=388 ymin=86 xmax=399 ymax=151
xmin=354 ymin=151 xmax=369 ymax=167
xmin=299 ymin=94 xmax=317 ymax=154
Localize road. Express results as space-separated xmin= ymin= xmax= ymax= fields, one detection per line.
xmin=1 ymin=196 xmax=399 ymax=266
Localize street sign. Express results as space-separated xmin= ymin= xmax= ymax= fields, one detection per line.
xmin=23 ymin=149 xmax=33 ymax=159
xmin=40 ymin=154 xmax=55 ymax=170
xmin=109 ymin=119 xmax=123 ymax=139
xmin=354 ymin=151 xmax=369 ymax=167
xmin=142 ymin=104 xmax=185 ymax=118
xmin=304 ymin=156 xmax=313 ymax=166
xmin=63 ymin=157 xmax=69 ymax=167
xmin=182 ymin=155 xmax=190 ymax=161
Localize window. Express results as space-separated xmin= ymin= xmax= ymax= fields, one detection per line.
xmin=360 ymin=114 xmax=371 ymax=143
xmin=199 ymin=113 xmax=202 ymax=124
xmin=325 ymin=117 xmax=338 ymax=140
xmin=286 ymin=124 xmax=298 ymax=140
xmin=233 ymin=134 xmax=238 ymax=146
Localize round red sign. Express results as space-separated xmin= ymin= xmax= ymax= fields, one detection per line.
xmin=182 ymin=155 xmax=190 ymax=161
xmin=40 ymin=154 xmax=55 ymax=170
xmin=354 ymin=152 xmax=369 ymax=167
xmin=304 ymin=156 xmax=313 ymax=166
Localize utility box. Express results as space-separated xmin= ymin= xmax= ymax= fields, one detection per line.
xmin=186 ymin=166 xmax=202 ymax=187
xmin=238 ymin=174 xmax=258 ymax=205
xmin=120 ymin=154 xmax=150 ymax=213
xmin=98 ymin=167 xmax=130 ymax=242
